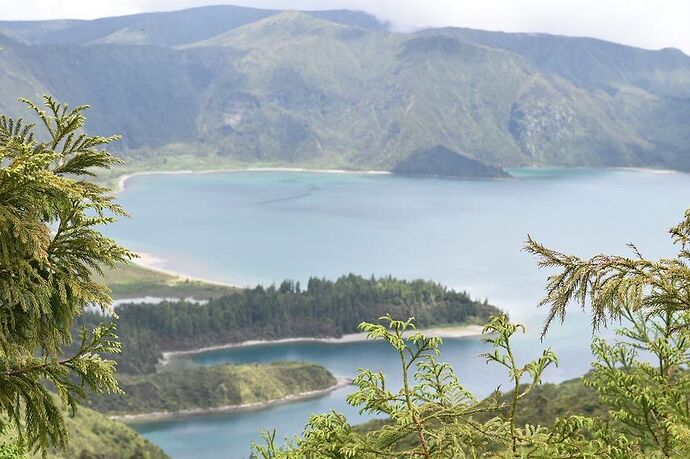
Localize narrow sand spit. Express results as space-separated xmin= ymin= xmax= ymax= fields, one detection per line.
xmin=115 ymin=167 xmax=391 ymax=193
xmin=131 ymin=251 xmax=241 ymax=288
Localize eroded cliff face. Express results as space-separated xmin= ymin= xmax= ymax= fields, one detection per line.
xmin=509 ymin=95 xmax=575 ymax=160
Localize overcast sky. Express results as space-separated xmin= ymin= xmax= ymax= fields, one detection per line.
xmin=1 ymin=0 xmax=688 ymax=54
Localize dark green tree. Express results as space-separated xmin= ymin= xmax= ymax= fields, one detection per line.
xmin=0 ymin=97 xmax=133 ymax=453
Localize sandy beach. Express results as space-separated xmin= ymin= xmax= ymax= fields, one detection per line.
xmin=159 ymin=324 xmax=485 ymax=367
xmin=112 ymin=377 xmax=352 ymax=422
xmin=131 ymin=251 xmax=242 ymax=288
xmin=116 ymin=166 xmax=391 ymax=193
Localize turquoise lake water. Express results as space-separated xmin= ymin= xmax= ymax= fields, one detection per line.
xmin=108 ymin=168 xmax=690 ymax=458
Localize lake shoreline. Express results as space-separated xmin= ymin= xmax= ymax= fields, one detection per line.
xmin=159 ymin=324 xmax=485 ymax=367
xmin=116 ymin=167 xmax=391 ymax=193
xmin=118 ymin=165 xmax=685 ymax=293
xmin=114 ymin=377 xmax=353 ymax=423
xmin=116 ymin=165 xmax=684 ymax=193
xmin=130 ymin=251 xmax=243 ymax=289
xmin=507 ymin=165 xmax=681 ymax=175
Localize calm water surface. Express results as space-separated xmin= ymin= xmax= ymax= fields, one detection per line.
xmin=109 ymin=168 xmax=690 ymax=458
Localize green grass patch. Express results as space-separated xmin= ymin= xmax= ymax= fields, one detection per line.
xmin=99 ymin=262 xmax=237 ymax=300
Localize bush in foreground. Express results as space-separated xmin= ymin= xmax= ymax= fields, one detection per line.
xmin=254 ymin=210 xmax=690 ymax=458
xmin=0 ymin=98 xmax=132 ymax=454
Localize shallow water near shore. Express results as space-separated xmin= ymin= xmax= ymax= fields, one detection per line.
xmin=107 ymin=168 xmax=690 ymax=458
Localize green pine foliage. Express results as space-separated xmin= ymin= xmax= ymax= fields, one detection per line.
xmin=356 ymin=377 xmax=607 ymax=442
xmin=254 ymin=209 xmax=690 ymax=458
xmin=0 ymin=97 xmax=133 ymax=454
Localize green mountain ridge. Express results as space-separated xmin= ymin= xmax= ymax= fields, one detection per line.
xmin=426 ymin=27 xmax=690 ymax=97
xmin=0 ymin=5 xmax=385 ymax=46
xmin=0 ymin=6 xmax=688 ymax=172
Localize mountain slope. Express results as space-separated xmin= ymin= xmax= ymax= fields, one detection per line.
xmin=0 ymin=5 xmax=384 ymax=47
xmin=181 ymin=12 xmax=663 ymax=168
xmin=0 ymin=6 xmax=688 ymax=172
xmin=430 ymin=27 xmax=690 ymax=97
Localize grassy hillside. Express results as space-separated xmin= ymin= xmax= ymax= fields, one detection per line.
xmin=87 ymin=362 xmax=337 ymax=417
xmin=431 ymin=27 xmax=690 ymax=97
xmin=0 ymin=6 xmax=687 ymax=173
xmin=492 ymin=377 xmax=605 ymax=426
xmin=0 ymin=404 xmax=168 ymax=459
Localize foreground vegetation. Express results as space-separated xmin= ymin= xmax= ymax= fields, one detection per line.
xmin=79 ymin=275 xmax=498 ymax=374
xmin=254 ymin=211 xmax=690 ymax=457
xmin=354 ymin=376 xmax=606 ymax=451
xmin=0 ymin=403 xmax=169 ymax=459
xmin=87 ymin=362 xmax=336 ymax=417
xmin=0 ymin=96 xmax=138 ymax=457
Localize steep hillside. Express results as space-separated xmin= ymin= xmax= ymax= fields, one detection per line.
xmin=0 ymin=35 xmax=209 ymax=151
xmin=0 ymin=6 xmax=688 ymax=172
xmin=181 ymin=12 xmax=666 ymax=169
xmin=427 ymin=27 xmax=690 ymax=169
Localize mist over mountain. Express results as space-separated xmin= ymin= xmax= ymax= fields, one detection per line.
xmin=1 ymin=4 xmax=688 ymax=173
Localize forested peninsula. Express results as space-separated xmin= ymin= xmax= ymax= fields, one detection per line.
xmin=83 ymin=274 xmax=499 ymax=374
